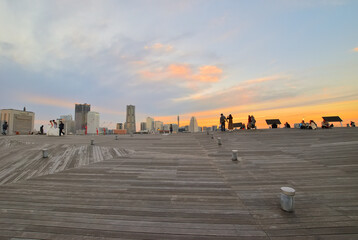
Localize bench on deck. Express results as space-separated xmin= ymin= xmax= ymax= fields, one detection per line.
xmin=266 ymin=119 xmax=281 ymax=128
xmin=322 ymin=116 xmax=343 ymax=127
xmin=232 ymin=122 xmax=243 ymax=129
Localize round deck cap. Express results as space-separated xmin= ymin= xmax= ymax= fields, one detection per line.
xmin=281 ymin=187 xmax=295 ymax=196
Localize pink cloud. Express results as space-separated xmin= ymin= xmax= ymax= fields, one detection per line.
xmin=144 ymin=43 xmax=173 ymax=52
xmin=244 ymin=75 xmax=288 ymax=85
xmin=354 ymin=47 xmax=358 ymax=52
xmin=139 ymin=64 xmax=223 ymax=84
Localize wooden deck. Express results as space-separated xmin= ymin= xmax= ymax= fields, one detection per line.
xmin=0 ymin=128 xmax=357 ymax=239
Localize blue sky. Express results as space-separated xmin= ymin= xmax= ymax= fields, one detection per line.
xmin=0 ymin=0 xmax=357 ymax=128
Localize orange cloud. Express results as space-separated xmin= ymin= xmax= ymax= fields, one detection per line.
xmin=354 ymin=47 xmax=358 ymax=52
xmin=140 ymin=64 xmax=223 ymax=84
xmin=168 ymin=64 xmax=191 ymax=77
xmin=244 ymin=75 xmax=288 ymax=84
xmin=144 ymin=43 xmax=173 ymax=52
xmin=198 ymin=65 xmax=223 ymax=75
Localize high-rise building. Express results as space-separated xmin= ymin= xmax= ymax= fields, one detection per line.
xmin=189 ymin=116 xmax=199 ymax=133
xmin=87 ymin=112 xmax=100 ymax=135
xmin=125 ymin=105 xmax=136 ymax=133
xmin=0 ymin=109 xmax=35 ymax=135
xmin=140 ymin=122 xmax=147 ymax=131
xmin=146 ymin=117 xmax=154 ymax=132
xmin=75 ymin=103 xmax=91 ymax=133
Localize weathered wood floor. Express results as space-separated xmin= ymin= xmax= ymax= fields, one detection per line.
xmin=0 ymin=128 xmax=357 ymax=239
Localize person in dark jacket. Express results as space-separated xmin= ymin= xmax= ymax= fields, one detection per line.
xmin=59 ymin=121 xmax=65 ymax=136
xmin=2 ymin=121 xmax=8 ymax=135
xmin=220 ymin=113 xmax=227 ymax=131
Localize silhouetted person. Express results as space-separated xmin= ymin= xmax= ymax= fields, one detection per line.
xmin=350 ymin=121 xmax=355 ymax=127
xmin=247 ymin=115 xmax=251 ymax=129
xmin=321 ymin=119 xmax=330 ymax=129
xmin=2 ymin=121 xmax=8 ymax=135
xmin=170 ymin=124 xmax=173 ymax=134
xmin=59 ymin=121 xmax=65 ymax=136
xmin=40 ymin=125 xmax=44 ymax=135
xmin=272 ymin=123 xmax=278 ymax=128
xmin=220 ymin=113 xmax=226 ymax=131
xmin=309 ymin=120 xmax=317 ymax=130
xmin=227 ymin=114 xmax=233 ymax=130
xmin=284 ymin=122 xmax=291 ymax=128
xmin=251 ymin=115 xmax=256 ymax=129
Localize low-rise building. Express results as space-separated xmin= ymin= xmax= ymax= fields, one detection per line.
xmin=0 ymin=109 xmax=35 ymax=135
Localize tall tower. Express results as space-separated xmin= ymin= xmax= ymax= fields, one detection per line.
xmin=125 ymin=105 xmax=136 ymax=133
xmin=177 ymin=115 xmax=180 ymax=127
xmin=75 ymin=103 xmax=91 ymax=132
xmin=189 ymin=116 xmax=198 ymax=133
xmin=146 ymin=117 xmax=154 ymax=131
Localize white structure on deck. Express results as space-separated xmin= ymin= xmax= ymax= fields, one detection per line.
xmin=0 ymin=109 xmax=35 ymax=135
xmin=87 ymin=112 xmax=100 ymax=135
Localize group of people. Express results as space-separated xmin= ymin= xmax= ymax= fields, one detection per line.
xmin=47 ymin=120 xmax=65 ymax=136
xmin=219 ymin=114 xmax=233 ymax=131
xmin=247 ymin=115 xmax=256 ymax=129
xmin=219 ymin=114 xmax=256 ymax=131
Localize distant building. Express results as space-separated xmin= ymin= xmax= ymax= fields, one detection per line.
xmin=198 ymin=126 xmax=202 ymax=132
xmin=189 ymin=116 xmax=199 ymax=133
xmin=59 ymin=115 xmax=75 ymax=135
xmin=212 ymin=125 xmax=218 ymax=131
xmin=154 ymin=121 xmax=163 ymax=131
xmin=116 ymin=123 xmax=124 ymax=130
xmin=75 ymin=103 xmax=91 ymax=134
xmin=125 ymin=105 xmax=136 ymax=133
xmin=146 ymin=117 xmax=154 ymax=131
xmin=163 ymin=124 xmax=170 ymax=131
xmin=87 ymin=112 xmax=100 ymax=135
xmin=60 ymin=115 xmax=73 ymax=121
xmin=0 ymin=109 xmax=35 ymax=135
xmin=172 ymin=124 xmax=179 ymax=133
xmin=140 ymin=122 xmax=147 ymax=131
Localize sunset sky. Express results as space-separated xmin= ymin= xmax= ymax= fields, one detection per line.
xmin=0 ymin=0 xmax=357 ymax=129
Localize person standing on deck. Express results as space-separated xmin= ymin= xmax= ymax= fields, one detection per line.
xmin=59 ymin=121 xmax=65 ymax=136
xmin=227 ymin=114 xmax=233 ymax=130
xmin=220 ymin=113 xmax=227 ymax=131
xmin=2 ymin=121 xmax=8 ymax=135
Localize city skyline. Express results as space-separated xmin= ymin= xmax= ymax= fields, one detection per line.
xmin=0 ymin=1 xmax=357 ymax=129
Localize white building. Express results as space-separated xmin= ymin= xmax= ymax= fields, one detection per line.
xmin=60 ymin=115 xmax=75 ymax=135
xmin=146 ymin=117 xmax=154 ymax=132
xmin=154 ymin=121 xmax=163 ymax=131
xmin=189 ymin=116 xmax=199 ymax=133
xmin=87 ymin=111 xmax=100 ymax=135
xmin=0 ymin=109 xmax=35 ymax=135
